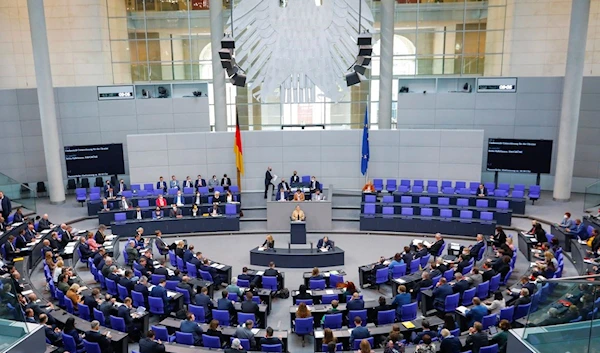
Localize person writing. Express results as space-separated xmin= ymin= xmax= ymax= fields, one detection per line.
xmin=317 ymin=236 xmax=333 ymax=251
xmin=291 ymin=205 xmax=305 ymax=221
xmin=261 ymin=234 xmax=275 ymax=250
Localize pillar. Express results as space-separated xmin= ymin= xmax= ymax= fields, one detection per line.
xmin=553 ymin=0 xmax=591 ymax=201
xmin=27 ymin=0 xmax=65 ymax=204
xmin=377 ymin=0 xmax=394 ymax=130
xmin=210 ymin=0 xmax=228 ymax=131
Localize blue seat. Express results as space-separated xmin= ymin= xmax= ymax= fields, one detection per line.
xmin=410 ymin=258 xmax=420 ymax=273
xmin=375 ymin=268 xmax=388 ymax=287
xmin=212 ymin=309 xmax=230 ymax=326
xmin=427 ymin=186 xmax=438 ymax=194
xmin=151 ymin=274 xmax=166 ymax=285
xmin=373 ymin=179 xmax=383 ymax=192
xmin=321 ymin=294 xmax=338 ymax=304
xmin=477 ymin=281 xmax=490 ymax=299
xmin=323 ymin=313 xmax=342 ymax=329
xmin=132 ymin=291 xmax=145 ymax=308
xmin=440 ymin=209 xmax=452 ymax=218
xmin=65 ymin=298 xmax=75 ymax=314
xmin=436 ymin=293 xmax=459 ymax=313
xmin=309 ymin=279 xmax=326 ymax=290
xmin=238 ymin=312 xmax=255 ymax=325
xmin=93 ymin=308 xmax=106 ymax=326
xmin=295 ymin=299 xmax=313 ymax=305
xmin=481 ymin=314 xmax=497 ymax=330
xmin=294 ymin=317 xmax=314 ymax=341
xmin=364 ymin=195 xmax=376 ymax=203
xmin=363 ymin=204 xmax=375 ymax=216
xmin=480 ymin=344 xmax=499 ymax=353
xmin=499 ymin=306 xmax=514 ymax=322
xmin=262 ymin=344 xmax=283 ymax=352
xmin=348 ymin=310 xmax=367 ymax=327
xmin=352 ymin=337 xmax=374 ymax=350
xmin=227 ymin=292 xmax=239 ymax=301
xmin=322 ymin=343 xmax=343 ymax=352
xmin=392 ymin=264 xmax=407 ymax=278
xmin=151 ymin=325 xmax=175 ymax=342
xmin=237 ymin=278 xmax=250 ymax=287
xmin=168 ymin=251 xmax=177 ymax=267
xmin=420 ymin=208 xmax=433 ymax=217
xmin=110 ymin=315 xmax=126 ymax=333
xmin=514 ymin=303 xmax=531 ymax=321
xmin=377 ymin=309 xmax=395 ymax=325
xmin=105 ymin=278 xmax=118 ymax=296
xmin=462 ymin=287 xmax=476 ymax=306
xmin=262 ymin=276 xmax=278 ymax=291
xmin=117 ymin=284 xmax=129 ymax=301
xmin=148 ymin=296 xmax=165 ymax=316
xmin=401 ymin=302 xmax=417 ymax=321
xmin=386 ymin=179 xmax=397 ymax=193
xmin=176 ymin=287 xmax=191 ymax=305
xmin=78 ymin=303 xmax=91 ymax=321
xmin=63 ymin=333 xmax=84 ymax=353
xmin=175 ymin=331 xmax=194 ymax=345
xmin=189 ymin=304 xmax=206 ymax=323
xmin=401 ymin=207 xmax=413 ymax=216
xmin=83 ymin=339 xmax=101 ymax=353
xmin=420 ymin=254 xmax=430 ymax=268
xmin=202 ymin=334 xmax=221 ymax=348
xmin=329 ymin=274 xmax=343 ymax=288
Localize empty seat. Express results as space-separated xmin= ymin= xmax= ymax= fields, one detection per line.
xmin=365 ymin=195 xmax=376 ymax=203
xmin=427 ymin=180 xmax=438 ymax=188
xmin=382 ymin=206 xmax=394 ymax=217
xmin=460 ymin=210 xmax=473 ymax=221
xmin=398 ymin=185 xmax=410 ymax=192
xmin=442 ymin=187 xmax=454 ymax=194
xmin=373 ymin=179 xmax=383 ymax=192
xmin=529 ymin=185 xmax=541 ymax=204
xmin=386 ymin=179 xmax=397 ymax=193
xmin=363 ymin=204 xmax=375 ymax=215
xmin=412 ymin=185 xmax=423 ymax=193
xmin=420 ymin=208 xmax=433 ymax=217
xmin=400 ymin=196 xmax=412 ymax=204
xmin=427 ymin=186 xmax=438 ymax=193
xmin=455 ymin=181 xmax=467 ymax=189
xmin=513 ymin=184 xmax=525 ymax=191
xmin=418 ymin=196 xmax=431 ymax=205
xmin=512 ymin=190 xmax=524 ymax=198
xmin=484 ymin=182 xmax=495 ymax=194
xmin=469 ymin=182 xmax=479 ymax=194
xmin=457 ymin=198 xmax=469 ymax=207
xmin=131 ymin=184 xmax=141 ymax=191
xmin=498 ymin=183 xmax=510 ymax=191
xmin=476 ymin=199 xmax=489 ymax=208
xmin=458 ymin=188 xmax=471 ymax=195
xmin=400 ymin=179 xmax=411 ymax=187
xmin=496 ymin=200 xmax=509 ymax=210
xmin=382 ymin=195 xmax=394 ymax=203
xmin=440 ymin=209 xmax=452 ymax=218
xmin=414 ymin=180 xmax=424 ymax=187
xmin=480 ymin=212 xmax=494 ymax=221
xmin=438 ymin=197 xmax=450 ymax=205
xmin=441 ymin=180 xmax=452 ymax=188
xmin=494 ymin=189 xmax=507 ymax=197
xmin=401 ymin=207 xmax=413 ymax=216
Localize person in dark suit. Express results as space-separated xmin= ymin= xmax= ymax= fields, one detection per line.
xmin=220 ymin=174 xmax=232 ymax=189
xmin=40 ymin=314 xmax=62 ymax=346
xmin=86 ymin=320 xmax=114 ymax=353
xmin=275 ymin=188 xmax=289 ymax=201
xmin=412 ymin=319 xmax=439 ymax=343
xmin=25 ymin=223 xmax=37 ymax=242
xmin=468 ymin=234 xmax=485 ymax=258
xmin=410 ymin=271 xmax=433 ymax=298
xmin=346 ymin=292 xmax=365 ymax=310
xmin=182 ymin=176 xmax=194 ymax=189
xmin=116 ymin=179 xmax=127 ymax=194
xmin=493 ymin=226 xmax=507 ymax=247
xmin=264 ymin=262 xmax=283 ymax=290
xmin=139 ymin=330 xmax=166 ymax=353
xmin=428 ymin=233 xmax=444 ymax=256
xmin=241 ymin=292 xmax=260 ymax=318
xmin=180 ymin=312 xmax=204 ymax=346
xmin=4 ymin=235 xmax=19 ymax=261
xmin=118 ymin=298 xmax=140 ymax=340
xmin=15 ymin=229 xmax=28 ymax=249
xmin=99 ymin=295 xmax=116 ymax=326
xmin=157 ymin=177 xmax=167 ymax=192
xmin=103 ymin=180 xmax=112 ymax=194
xmin=512 ymin=288 xmax=532 ymax=307
xmin=456 ymin=254 xmax=471 ymax=275
xmin=49 ymin=232 xmax=61 ymax=250
xmin=349 ymin=317 xmax=370 ymax=346
xmin=38 ymin=214 xmax=54 ymax=231
xmin=83 ymin=288 xmax=101 ymax=314
xmin=150 ymin=279 xmax=169 ymax=308
xmin=493 ymin=256 xmax=512 ymax=282
xmin=154 ymin=231 xmax=169 ymax=255
xmin=264 ymin=167 xmax=274 ymax=199
xmin=218 ymin=290 xmax=237 ymax=322
xmin=259 ymin=327 xmax=282 ymax=348
xmin=433 ymin=278 xmax=453 ymax=306
xmin=0 ymin=191 xmax=13 ymax=221
xmin=120 ymin=270 xmax=135 ymax=292
xmin=481 ymin=262 xmax=497 ymax=283
xmin=464 ymin=322 xmax=489 ymax=353
xmin=452 ymin=273 xmax=470 ymax=295
xmin=414 ymin=243 xmax=428 ymax=259
xmin=476 ymin=184 xmax=487 ymax=197
xmin=60 ymin=225 xmax=74 ymax=246
xmin=316 ymin=236 xmax=333 ymax=251
xmin=277 ymin=180 xmax=291 ymax=193
xmin=134 ymin=276 xmax=150 ymax=307
xmin=439 ymin=328 xmax=462 ymax=353
xmin=195 ymin=175 xmax=207 ymax=188
xmin=95 ymin=225 xmax=107 ymax=245
xmin=309 ymin=176 xmax=321 ymax=193
xmin=169 ymin=205 xmax=182 ymax=218
xmin=402 ymin=246 xmax=414 ymax=265
xmin=177 ymin=276 xmax=195 ymax=304
xmin=290 ymin=171 xmax=300 ymax=186
xmin=189 ymin=251 xmax=203 ymax=270
xmin=194 ymin=286 xmax=214 ymax=321
xmin=200 ymin=259 xmax=224 ymax=285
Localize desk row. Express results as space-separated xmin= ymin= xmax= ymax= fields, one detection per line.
xmin=98 ymin=204 xmax=241 ymax=225
xmin=362 ymin=204 xmax=511 ymax=226
xmin=360 ymin=215 xmax=496 ymax=237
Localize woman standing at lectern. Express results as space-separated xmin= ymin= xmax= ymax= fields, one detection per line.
xmin=261 ymin=234 xmax=275 ymax=250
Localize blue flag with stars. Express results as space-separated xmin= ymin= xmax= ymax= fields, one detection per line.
xmin=361 ymin=106 xmax=369 ymax=176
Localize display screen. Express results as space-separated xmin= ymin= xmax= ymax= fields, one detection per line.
xmin=64 ymin=144 xmax=125 ymax=178
xmin=486 ymin=138 xmax=553 ymax=174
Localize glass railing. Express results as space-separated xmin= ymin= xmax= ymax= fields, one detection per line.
xmin=0 ymin=172 xmax=36 ymax=215
xmin=584 ymin=180 xmax=600 ymax=213
xmin=516 ymin=275 xmax=600 ymax=353
xmin=0 ymin=277 xmax=29 ymax=351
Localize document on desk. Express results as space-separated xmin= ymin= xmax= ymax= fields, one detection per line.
xmin=530 ymin=262 xmax=538 ymax=267
xmin=210 ymin=263 xmax=220 ymax=268
xmin=329 ymin=270 xmax=339 ymax=275
xmin=510 ymin=288 xmax=521 ymax=295
xmin=320 ymin=248 xmax=329 ymax=252
xmin=401 ymin=321 xmax=415 ymax=329
xmin=256 ymin=271 xmax=264 ymax=276
xmin=456 ymin=306 xmax=468 ymax=315
xmin=251 ymin=328 xmax=260 ymax=334
xmin=12 ymin=222 xmax=22 ymax=227
xmin=314 ymin=330 xmax=324 ymax=339
xmin=41 ymin=229 xmax=51 ymax=235
xmin=105 ymin=235 xmax=117 ymax=241
xmin=395 ymin=278 xmax=406 ymax=284
xmin=258 ymin=247 xmax=266 ymax=251
xmin=22 ymin=290 xmax=33 ymax=296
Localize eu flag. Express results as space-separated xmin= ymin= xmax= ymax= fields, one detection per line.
xmin=361 ymin=106 xmax=370 ymax=176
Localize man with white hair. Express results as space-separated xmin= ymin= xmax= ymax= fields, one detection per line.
xmin=38 ymin=214 xmax=54 ymax=231
xmin=428 ymin=233 xmax=445 ymax=256
xmin=225 ymin=338 xmax=246 ymax=353
xmin=86 ymin=320 xmax=113 ymax=353
xmin=126 ymin=240 xmax=139 ymax=267
xmin=101 ymin=257 xmax=114 ymax=278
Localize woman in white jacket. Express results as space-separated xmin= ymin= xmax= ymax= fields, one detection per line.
xmin=484 ymin=291 xmax=506 ymax=314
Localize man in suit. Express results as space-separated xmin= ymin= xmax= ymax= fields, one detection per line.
xmin=169 ymin=205 xmax=183 ymax=218
xmin=40 ymin=314 xmax=62 ymax=346
xmin=4 ymin=235 xmax=19 ymax=260
xmin=120 ymin=270 xmax=135 ymax=292
xmin=312 ymin=189 xmax=324 ymax=201
xmin=101 ymin=258 xmax=114 ymax=278
xmin=118 ymin=297 xmax=140 ymax=339
xmin=468 ymin=234 xmax=485 ymax=259
xmin=275 ymin=188 xmax=289 ymax=201
xmin=241 ymin=292 xmax=260 ymax=317
xmin=439 ymin=328 xmax=462 ymax=353
xmin=221 ymin=174 xmax=231 ymax=189
xmin=201 ymin=259 xmax=224 ymax=285
xmin=154 ymin=231 xmax=169 ymax=255
xmin=60 ymin=225 xmax=73 ymax=246
xmin=218 ymin=290 xmax=237 ymax=321
xmin=95 ymin=225 xmax=107 ymax=244
xmin=277 ymin=179 xmax=291 ymax=193
xmin=139 ymin=257 xmax=154 ymax=277
xmin=226 ymin=338 xmax=247 ymax=353
xmin=94 ymin=248 xmax=106 ymax=269
xmin=476 ymin=184 xmax=488 ymax=197
xmin=428 ymin=233 xmax=444 ymax=256
xmin=412 ymin=319 xmax=439 ymax=343
xmin=464 ymin=322 xmax=489 ymax=353
xmin=465 ymin=297 xmax=488 ymax=327
xmin=107 ymin=265 xmax=122 ymax=283
xmin=177 ymin=276 xmax=195 ymax=303
xmin=180 ymin=312 xmax=204 ymax=346
xmin=264 ymin=167 xmax=274 ymax=199
xmin=238 ymin=266 xmax=256 ymax=286
xmin=103 ymin=180 xmax=112 ymax=194
xmin=26 ymin=293 xmax=54 ymax=321
xmin=235 ymin=320 xmax=256 ymax=349
xmin=452 ymin=273 xmax=470 ymax=295
xmin=25 ymin=222 xmax=37 ymax=241
xmin=86 ymin=320 xmax=114 ymax=353
xmin=456 ymin=254 xmax=471 ymax=275
xmin=125 ymin=240 xmax=139 ymax=267
xmin=83 ymin=288 xmax=101 ymax=314
xmin=264 ymin=262 xmax=283 ymax=290
xmin=157 ymin=177 xmax=167 ymax=192
xmin=309 ymin=176 xmax=321 ymax=193
xmin=512 ymin=288 xmax=532 ymax=307
xmin=410 ymin=271 xmax=433 ymax=298
xmin=190 ymin=251 xmax=203 ymax=269
xmin=0 ymin=191 xmax=12 ymax=220
xmin=99 ymin=295 xmax=116 ymax=326
xmin=259 ymin=327 xmax=282 ymax=348
xmin=346 ymin=292 xmax=365 ymax=310
xmin=414 ymin=242 xmax=429 ymax=259
xmin=195 ymin=175 xmax=207 ymax=188
xmin=183 ymin=176 xmax=194 ymax=189
xmin=169 ymin=175 xmax=179 ymax=190
xmin=194 ymin=286 xmax=214 ymax=321
xmin=139 ymin=330 xmax=166 ymax=353
xmin=317 ymin=236 xmax=333 ymax=251
xmin=481 ymin=261 xmax=497 ymax=282
xmin=150 ymin=278 xmax=170 ymax=308
xmin=349 ymin=317 xmax=370 ymax=346
xmin=38 ymin=214 xmax=54 ymax=231
xmin=117 ymin=179 xmax=127 ymax=195
xmin=100 ymin=198 xmax=111 ymax=212
xmin=49 ymin=232 xmax=61 ymax=250
xmin=79 ymin=236 xmax=93 ymax=261
xmin=433 ymin=278 xmax=453 ymax=306
xmin=105 ymin=187 xmax=115 ymax=199
xmin=15 ymin=229 xmax=28 ymax=249
xmin=290 ymin=171 xmax=300 ymax=186
xmin=119 ymin=196 xmax=132 ymax=210
xmin=401 ymin=246 xmax=414 ymax=265
xmin=134 ymin=276 xmax=150 ymax=308
xmin=174 ymin=191 xmax=185 ymax=206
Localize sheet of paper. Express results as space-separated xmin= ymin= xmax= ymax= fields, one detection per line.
xmin=251 ymin=328 xmax=260 ymax=334
xmin=456 ymin=306 xmax=468 ymax=315
xmin=256 ymin=271 xmax=264 ymax=276
xmin=210 ymin=263 xmax=219 ymax=268
xmin=216 ymin=264 xmax=226 ymax=269
xmin=325 ymin=290 xmax=334 ymax=295
xmin=41 ymin=229 xmax=51 ymax=234
xmin=329 ymin=270 xmax=339 ymax=275
xmin=22 ymin=290 xmax=33 ymax=296
xmin=314 ymin=330 xmax=324 ymax=339
xmin=396 ymin=278 xmax=406 ymax=284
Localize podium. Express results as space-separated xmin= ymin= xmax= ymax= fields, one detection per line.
xmin=290 ymin=221 xmax=307 ymax=244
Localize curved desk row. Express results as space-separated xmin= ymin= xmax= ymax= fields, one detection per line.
xmin=360 ymin=215 xmax=496 ymax=237
xmin=87 ymin=192 xmax=241 ymax=216
xmin=111 ymin=215 xmax=240 ymax=235
xmin=249 ymin=246 xmax=344 ymax=268
xmin=388 ymin=192 xmax=526 ymax=215
xmin=97 ymin=203 xmax=241 ymax=225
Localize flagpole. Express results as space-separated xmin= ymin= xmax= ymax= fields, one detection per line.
xmin=364 ymin=97 xmax=369 ymax=185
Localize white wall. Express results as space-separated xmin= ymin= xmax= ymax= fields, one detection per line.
xmin=127 ymin=129 xmax=484 ymax=191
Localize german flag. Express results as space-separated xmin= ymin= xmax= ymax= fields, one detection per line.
xmin=234 ymin=111 xmax=244 ymax=175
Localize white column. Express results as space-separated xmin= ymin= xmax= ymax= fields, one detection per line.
xmin=553 ymin=0 xmax=591 ymax=201
xmin=27 ymin=0 xmax=65 ymax=204
xmin=210 ymin=0 xmax=228 ymax=131
xmin=377 ymin=0 xmax=394 ymax=130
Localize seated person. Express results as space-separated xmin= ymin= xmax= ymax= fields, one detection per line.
xmin=169 ymin=175 xmax=179 ymax=190
xmin=402 ymin=246 xmax=414 ymax=264
xmin=278 ymin=180 xmax=291 ymax=193
xmin=105 ymin=187 xmax=116 ymax=199
xmin=464 ymin=322 xmax=489 ymax=353
xmin=291 ymin=205 xmax=305 ymax=221
xmin=558 ymin=212 xmax=576 ymax=231
xmin=349 ymin=317 xmax=370 ymax=346
xmin=86 ymin=320 xmax=113 ymax=353
xmin=410 ymin=271 xmax=433 ymax=298
xmin=221 ymin=174 xmax=232 ymax=189
xmin=119 ymin=196 xmax=132 ymax=210
xmin=476 ymin=184 xmax=487 ymax=197
xmin=566 ymin=219 xmax=587 ymax=240
xmin=217 ymin=290 xmax=237 ymax=321
xmin=362 ymin=180 xmax=375 ymax=193
xmin=512 ymin=288 xmax=531 ymax=306
xmin=174 ymin=191 xmax=185 ymax=206
xmin=413 ymin=319 xmax=438 ymax=344
xmin=309 ymin=176 xmax=321 ymax=193
xmin=391 ymin=285 xmax=411 ymax=321
xmin=261 ymin=234 xmax=275 ymax=250
xmin=210 ymin=204 xmax=221 ymax=217
xmin=208 ymin=175 xmax=219 ymax=190
xmin=226 ymin=190 xmax=237 ymax=204
xmin=452 ymin=273 xmax=470 ymax=295
xmin=293 ymin=189 xmax=305 ymax=201
xmin=534 ymin=223 xmax=548 ymax=243
xmin=169 ymin=205 xmax=183 ymax=218
xmin=264 ymin=261 xmax=283 ymax=290
xmin=134 ymin=207 xmax=143 ymax=220
xmin=259 ymin=327 xmax=282 ymax=349
xmin=433 ymin=278 xmax=453 ymax=306
xmin=157 ymin=176 xmax=167 ymax=192
xmin=100 ymin=198 xmax=111 ymax=212
xmin=493 ymin=226 xmax=507 ymax=247
xmin=310 ymin=267 xmax=323 ymax=280
xmin=183 ymin=176 xmax=194 ymax=189
xmin=276 ymin=188 xmax=289 ymax=202
xmin=427 ymin=233 xmax=445 ymax=256
xmin=156 ymin=195 xmax=167 ymax=207
xmin=290 ymin=171 xmax=300 ymax=186
xmin=465 ymin=297 xmax=487 ymax=327
xmin=180 ymin=312 xmax=204 ymax=346
xmin=369 ymin=257 xmax=387 ymax=285
xmin=347 ymin=292 xmax=365 ymax=310
xmin=152 ymin=207 xmax=164 ymax=219
xmin=193 ymin=191 xmax=202 ymax=206
xmin=414 ymin=242 xmax=429 ymax=259
xmin=192 ymin=204 xmax=199 ymax=216
xmin=213 ymin=191 xmax=224 ymax=203
xmin=195 ymin=175 xmax=206 ymax=188
xmin=312 ymin=189 xmax=324 ymax=201
xmin=317 ymin=236 xmax=333 ymax=251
